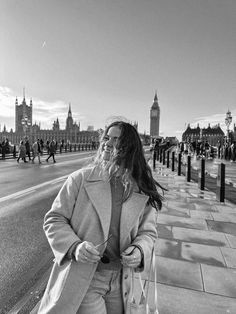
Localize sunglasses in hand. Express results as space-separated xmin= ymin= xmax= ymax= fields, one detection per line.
xmin=95 ymin=234 xmax=113 ymax=264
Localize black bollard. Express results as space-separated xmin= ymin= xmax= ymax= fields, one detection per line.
xmin=216 ymin=163 xmax=225 ymax=202
xmin=172 ymin=151 xmax=175 ymax=171
xmin=186 ymin=155 xmax=191 ymax=182
xmin=162 ymin=150 xmax=166 ymax=165
xmin=167 ymin=151 xmax=170 ymax=168
xmin=157 ymin=149 xmax=160 ymax=161
xmin=177 ymin=153 xmax=181 ymax=176
xmin=153 ymin=151 xmax=156 ymax=170
xmin=198 ymin=158 xmax=205 ymax=190
xmin=159 ymin=149 xmax=162 ymax=163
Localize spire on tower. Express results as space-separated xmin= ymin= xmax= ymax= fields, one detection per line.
xmin=23 ymin=87 xmax=25 ymax=100
xmin=154 ymin=91 xmax=158 ymax=102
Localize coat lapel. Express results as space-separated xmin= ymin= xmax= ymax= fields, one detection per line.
xmin=84 ymin=166 xmax=149 ymax=250
xmin=84 ymin=167 xmax=112 ymax=238
xmin=120 ymin=192 xmax=149 ymax=250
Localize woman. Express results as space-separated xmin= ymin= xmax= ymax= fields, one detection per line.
xmin=32 ymin=139 xmax=42 ymax=164
xmin=17 ymin=140 xmax=27 ymax=163
xmin=38 ymin=121 xmax=164 ymax=314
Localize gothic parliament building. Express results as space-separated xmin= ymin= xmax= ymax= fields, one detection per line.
xmin=1 ymin=94 xmax=99 ymax=145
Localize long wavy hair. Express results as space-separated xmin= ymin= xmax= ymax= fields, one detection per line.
xmin=93 ymin=121 xmax=165 ymax=210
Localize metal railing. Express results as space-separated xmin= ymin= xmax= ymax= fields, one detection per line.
xmin=0 ymin=143 xmax=99 ymax=160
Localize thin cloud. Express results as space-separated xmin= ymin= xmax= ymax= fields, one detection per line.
xmin=0 ymin=86 xmax=16 ymax=117
xmin=42 ymin=41 xmax=46 ymax=48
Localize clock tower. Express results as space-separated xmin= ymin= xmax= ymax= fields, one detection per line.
xmin=150 ymin=92 xmax=160 ymax=137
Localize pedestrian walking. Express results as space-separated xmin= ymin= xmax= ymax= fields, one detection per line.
xmin=32 ymin=139 xmax=42 ymax=164
xmin=40 ymin=139 xmax=44 ymax=155
xmin=25 ymin=137 xmax=31 ymax=161
xmin=45 ymin=139 xmax=56 ymax=163
xmin=17 ymin=140 xmax=27 ymax=163
xmin=38 ymin=121 xmax=164 ymax=314
xmin=46 ymin=139 xmax=50 ymax=154
xmin=1 ymin=137 xmax=8 ymax=160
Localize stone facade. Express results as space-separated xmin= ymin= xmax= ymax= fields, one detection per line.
xmin=1 ymin=96 xmax=100 ymax=146
xmin=182 ymin=123 xmax=225 ymax=146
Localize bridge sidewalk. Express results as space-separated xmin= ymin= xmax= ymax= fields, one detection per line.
xmin=143 ymin=161 xmax=236 ymax=313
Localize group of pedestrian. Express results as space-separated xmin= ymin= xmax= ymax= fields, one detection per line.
xmin=16 ymin=137 xmax=56 ymax=164
xmin=217 ymin=141 xmax=236 ymax=162
xmin=0 ymin=137 xmax=10 ymax=160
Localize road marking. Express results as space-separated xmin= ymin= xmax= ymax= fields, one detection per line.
xmin=0 ymin=175 xmax=68 ymax=203
xmin=13 ymin=189 xmax=37 ymax=199
xmin=0 ymin=154 xmax=93 ymax=203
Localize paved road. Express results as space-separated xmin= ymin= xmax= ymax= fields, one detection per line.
xmin=0 ymin=151 xmax=95 ymax=313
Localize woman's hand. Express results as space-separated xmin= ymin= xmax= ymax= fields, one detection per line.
xmin=121 ymin=246 xmax=142 ymax=268
xmin=74 ymin=241 xmax=101 ymax=264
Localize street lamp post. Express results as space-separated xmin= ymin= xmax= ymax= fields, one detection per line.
xmin=21 ymin=116 xmax=30 ymax=137
xmin=225 ymin=110 xmax=232 ymax=143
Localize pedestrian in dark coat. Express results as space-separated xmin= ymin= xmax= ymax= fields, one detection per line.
xmin=46 ymin=140 xmax=56 ymax=163
xmin=25 ymin=138 xmax=31 ymax=161
xmin=17 ymin=140 xmax=27 ymax=163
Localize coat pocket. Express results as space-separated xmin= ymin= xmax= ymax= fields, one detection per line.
xmin=47 ymin=260 xmax=72 ymax=303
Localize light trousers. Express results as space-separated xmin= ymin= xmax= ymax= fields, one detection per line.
xmin=77 ymin=268 xmax=124 ymax=314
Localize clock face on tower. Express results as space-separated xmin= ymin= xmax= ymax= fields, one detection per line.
xmin=151 ymin=110 xmax=158 ymax=117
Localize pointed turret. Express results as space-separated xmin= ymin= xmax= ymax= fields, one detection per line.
xmin=66 ymin=103 xmax=73 ymax=130
xmin=151 ymin=91 xmax=159 ymax=110
xmin=154 ymin=91 xmax=158 ymax=102
xmin=68 ymin=103 xmax=72 ymax=117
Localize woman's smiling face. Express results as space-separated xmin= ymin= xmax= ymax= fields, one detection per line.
xmin=102 ymin=126 xmax=121 ymax=160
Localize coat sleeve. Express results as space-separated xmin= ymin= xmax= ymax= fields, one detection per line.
xmin=132 ymin=204 xmax=158 ymax=272
xmin=43 ymin=172 xmax=83 ymax=266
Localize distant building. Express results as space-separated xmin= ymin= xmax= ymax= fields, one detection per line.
xmin=150 ymin=92 xmax=160 ymax=138
xmin=232 ymin=124 xmax=236 ymax=143
xmin=15 ymin=92 xmax=32 ymax=133
xmin=87 ymin=125 xmax=94 ymax=131
xmin=0 ymin=93 xmax=99 ymax=146
xmin=182 ymin=123 xmax=225 ymax=146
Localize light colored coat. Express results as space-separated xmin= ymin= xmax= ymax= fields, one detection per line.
xmin=38 ymin=165 xmax=157 ymax=314
xmin=32 ymin=141 xmax=40 ymax=156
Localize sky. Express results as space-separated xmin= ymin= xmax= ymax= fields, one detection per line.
xmin=1 ymin=0 xmax=235 ymax=140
